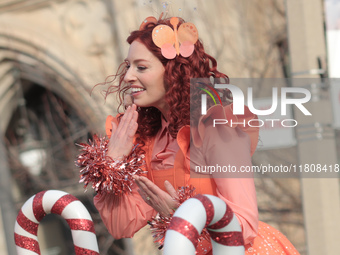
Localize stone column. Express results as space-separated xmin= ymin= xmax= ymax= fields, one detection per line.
xmin=286 ymin=0 xmax=340 ymax=254
xmin=0 ymin=132 xmax=16 ymax=255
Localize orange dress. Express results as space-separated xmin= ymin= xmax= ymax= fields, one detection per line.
xmin=94 ymin=105 xmax=300 ymax=255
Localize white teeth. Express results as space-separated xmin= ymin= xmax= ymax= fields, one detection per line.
xmin=131 ymin=88 xmax=145 ymax=93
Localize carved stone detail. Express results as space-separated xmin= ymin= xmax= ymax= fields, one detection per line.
xmin=61 ymin=0 xmax=112 ymax=55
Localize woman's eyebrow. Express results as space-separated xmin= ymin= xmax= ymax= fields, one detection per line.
xmin=124 ymin=58 xmax=150 ymax=63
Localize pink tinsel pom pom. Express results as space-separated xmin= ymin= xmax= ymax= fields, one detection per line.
xmin=148 ymin=185 xmax=210 ymax=249
xmin=76 ymin=134 xmax=145 ymax=195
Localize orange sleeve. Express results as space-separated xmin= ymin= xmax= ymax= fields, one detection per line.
xmin=200 ymin=113 xmax=259 ymax=245
xmin=93 ymin=183 xmax=157 ymax=239
xmin=93 ymin=115 xmax=157 ymax=239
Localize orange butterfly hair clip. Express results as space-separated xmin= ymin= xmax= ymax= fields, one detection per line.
xmin=152 ymin=17 xmax=199 ymax=59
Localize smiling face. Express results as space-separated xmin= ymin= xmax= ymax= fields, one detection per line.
xmin=124 ymin=40 xmax=168 ymax=115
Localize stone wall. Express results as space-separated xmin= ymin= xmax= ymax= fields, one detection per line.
xmin=0 ymin=1 xmax=304 ymax=254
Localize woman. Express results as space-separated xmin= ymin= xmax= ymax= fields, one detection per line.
xmin=88 ymin=15 xmax=299 ymax=254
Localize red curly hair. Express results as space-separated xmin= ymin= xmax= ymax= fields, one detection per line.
xmin=104 ymin=17 xmax=230 ymax=141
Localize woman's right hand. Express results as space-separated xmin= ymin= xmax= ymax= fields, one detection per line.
xmin=107 ymin=104 xmax=138 ymax=159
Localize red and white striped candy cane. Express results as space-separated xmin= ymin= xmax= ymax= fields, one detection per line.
xmin=14 ymin=190 xmax=99 ymax=255
xmin=163 ymin=194 xmax=245 ymax=255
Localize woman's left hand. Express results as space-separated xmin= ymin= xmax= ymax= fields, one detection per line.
xmin=134 ymin=176 xmax=179 ymax=217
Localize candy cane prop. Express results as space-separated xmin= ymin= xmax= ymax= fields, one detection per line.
xmin=14 ymin=190 xmax=99 ymax=255
xmin=163 ymin=194 xmax=245 ymax=255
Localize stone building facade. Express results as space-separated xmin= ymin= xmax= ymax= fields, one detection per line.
xmin=0 ymin=0 xmax=308 ymax=254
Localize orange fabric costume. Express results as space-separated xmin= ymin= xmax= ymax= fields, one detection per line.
xmin=94 ymin=105 xmax=300 ymax=254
